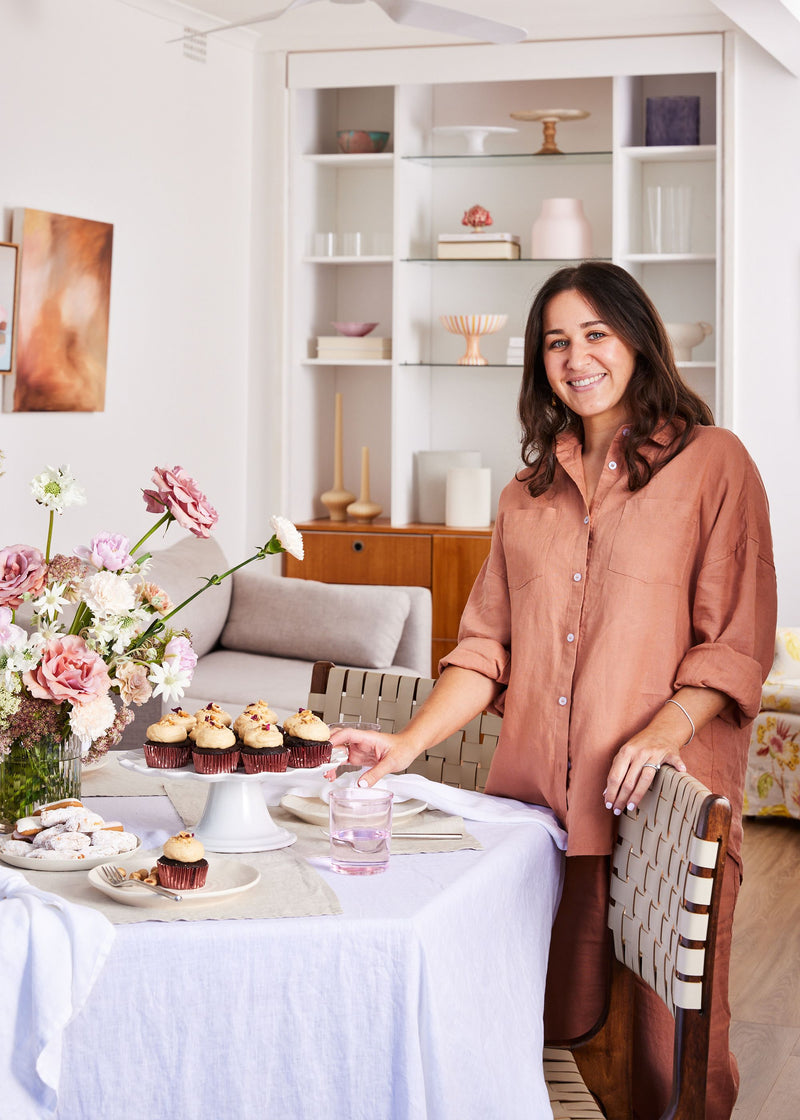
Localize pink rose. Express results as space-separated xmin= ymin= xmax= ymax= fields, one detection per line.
xmin=76 ymin=532 xmax=133 ymax=572
xmin=23 ymin=634 xmax=111 ymax=706
xmin=0 ymin=544 xmax=48 ymax=609
xmin=142 ymin=466 xmax=218 ymax=538
xmin=164 ymin=635 xmax=198 ymax=678
xmin=114 ymin=660 xmax=154 ymax=706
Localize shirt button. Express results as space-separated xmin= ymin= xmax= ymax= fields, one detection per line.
xmin=583 ymin=515 xmax=589 ymax=525
xmin=558 ymin=696 xmax=568 ymax=706
xmin=573 ymin=572 xmax=582 ymax=582
xmin=567 ymin=633 xmax=575 ymax=642
xmin=608 ymin=460 xmax=617 ymax=470
xmin=622 ymin=427 xmax=630 ymax=436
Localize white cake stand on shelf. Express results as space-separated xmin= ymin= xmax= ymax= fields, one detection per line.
xmin=118 ymin=749 xmax=347 ymax=853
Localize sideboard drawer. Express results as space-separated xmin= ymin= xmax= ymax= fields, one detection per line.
xmin=285 ymin=531 xmax=432 ymax=587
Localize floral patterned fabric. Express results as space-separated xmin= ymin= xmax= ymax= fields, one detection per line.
xmin=744 ymin=628 xmax=800 ymax=818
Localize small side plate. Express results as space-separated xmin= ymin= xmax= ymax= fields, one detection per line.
xmin=88 ymin=853 xmax=260 ymax=906
xmin=280 ymin=794 xmax=427 ymax=828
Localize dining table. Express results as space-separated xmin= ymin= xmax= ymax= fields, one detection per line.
xmin=2 ymin=754 xmax=566 ymax=1120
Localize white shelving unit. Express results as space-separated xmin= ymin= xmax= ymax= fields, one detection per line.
xmin=285 ymin=38 xmax=725 ymax=527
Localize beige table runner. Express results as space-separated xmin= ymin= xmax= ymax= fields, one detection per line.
xmin=81 ymin=753 xmax=166 ymax=798
xmin=18 ymin=845 xmax=342 ymax=925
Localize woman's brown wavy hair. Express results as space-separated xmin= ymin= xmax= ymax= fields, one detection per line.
xmin=518 ymin=261 xmax=714 ymax=497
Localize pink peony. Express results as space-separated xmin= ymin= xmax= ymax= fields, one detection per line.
xmin=76 ymin=532 xmax=133 ymax=572
xmin=0 ymin=544 xmax=48 ymax=609
xmin=142 ymin=465 xmax=218 ymax=538
xmin=164 ymin=634 xmax=198 ymax=677
xmin=115 ymin=659 xmax=154 ymax=706
xmin=23 ymin=634 xmax=111 ymax=706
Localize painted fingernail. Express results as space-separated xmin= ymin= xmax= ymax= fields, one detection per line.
xmin=605 ymin=801 xmax=613 ymax=810
xmin=627 ymin=802 xmax=635 ymax=812
xmin=357 ymin=778 xmax=368 ymax=788
xmin=613 ymin=808 xmax=621 ymax=816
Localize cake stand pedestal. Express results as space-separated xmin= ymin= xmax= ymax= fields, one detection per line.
xmin=119 ymin=750 xmax=346 ymax=853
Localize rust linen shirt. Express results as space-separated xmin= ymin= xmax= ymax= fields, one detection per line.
xmin=440 ymin=424 xmax=777 ymax=860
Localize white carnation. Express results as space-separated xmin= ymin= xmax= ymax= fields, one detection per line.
xmin=82 ymin=570 xmax=136 ymax=619
xmin=69 ymin=693 xmax=116 ymax=747
xmin=270 ymin=515 xmax=304 ymax=561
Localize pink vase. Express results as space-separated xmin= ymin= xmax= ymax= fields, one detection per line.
xmin=531 ymin=198 xmax=592 ymax=260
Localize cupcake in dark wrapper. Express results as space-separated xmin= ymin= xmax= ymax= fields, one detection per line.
xmin=157 ymin=831 xmax=208 ymax=889
xmin=143 ymin=715 xmax=192 ymax=769
xmin=191 ymin=723 xmax=241 ymax=773
xmin=282 ymin=709 xmax=332 ymax=768
xmin=240 ymin=722 xmax=289 ymax=773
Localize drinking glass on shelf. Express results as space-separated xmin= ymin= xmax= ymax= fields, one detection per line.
xmin=313 ymin=231 xmax=338 ymax=257
xmin=645 ymin=186 xmax=692 ymax=254
xmin=340 ymin=232 xmax=363 ymax=256
xmin=329 ymin=786 xmax=393 ymax=875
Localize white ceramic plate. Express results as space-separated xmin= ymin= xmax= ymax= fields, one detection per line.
xmin=280 ymin=794 xmax=427 ymax=828
xmin=0 ymin=836 xmax=142 ymax=873
xmin=88 ymin=853 xmax=260 ymax=906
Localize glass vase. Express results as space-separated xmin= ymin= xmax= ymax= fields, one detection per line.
xmin=0 ymin=733 xmax=82 ymax=832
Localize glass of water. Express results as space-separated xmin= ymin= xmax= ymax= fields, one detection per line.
xmin=329 ymin=787 xmax=394 ymax=875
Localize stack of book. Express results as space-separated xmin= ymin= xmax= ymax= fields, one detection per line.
xmin=506 ymin=336 xmax=524 ymax=365
xmin=437 ymin=232 xmax=521 ymax=260
xmin=316 ymin=336 xmax=392 ymax=362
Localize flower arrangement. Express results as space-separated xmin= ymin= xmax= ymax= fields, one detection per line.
xmin=0 ymin=460 xmax=303 ymax=826
xmin=462 ymin=204 xmax=493 ymax=232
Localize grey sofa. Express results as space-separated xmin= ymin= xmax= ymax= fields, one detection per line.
xmin=134 ymin=534 xmax=432 ymax=726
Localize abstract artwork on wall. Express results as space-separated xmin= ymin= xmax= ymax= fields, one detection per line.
xmin=0 ymin=242 xmax=19 ymax=374
xmin=3 ymin=208 xmax=113 ymax=412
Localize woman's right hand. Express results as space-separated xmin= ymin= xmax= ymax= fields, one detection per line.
xmin=328 ymin=726 xmax=422 ymax=787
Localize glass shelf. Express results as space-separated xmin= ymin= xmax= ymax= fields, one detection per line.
xmin=304 ymin=359 xmax=392 ymax=367
xmin=402 ymin=151 xmax=612 ymax=168
xmin=303 ymin=255 xmax=393 ymax=265
xmin=399 ymin=363 xmax=523 ymax=369
xmin=623 ymin=253 xmax=715 ymax=263
xmin=621 ymin=145 xmax=716 ymax=163
xmin=401 ymin=257 xmax=611 ymax=265
xmin=303 ymin=153 xmax=394 ymax=168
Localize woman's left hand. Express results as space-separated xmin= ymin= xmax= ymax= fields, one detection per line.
xmin=603 ymin=727 xmax=686 ymax=816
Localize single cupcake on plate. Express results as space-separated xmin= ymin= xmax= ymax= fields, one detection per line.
xmin=157 ymin=831 xmax=208 ymax=890
xmin=191 ymin=722 xmax=241 ymax=774
xmin=240 ymin=722 xmax=289 ymax=774
xmin=283 ymin=708 xmax=332 ymax=768
xmin=143 ymin=715 xmax=192 ymax=768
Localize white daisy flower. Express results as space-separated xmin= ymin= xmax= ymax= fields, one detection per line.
xmin=31 ymin=581 xmax=70 ymax=621
xmin=270 ymin=515 xmax=304 ymax=561
xmin=30 ymin=465 xmax=87 ymax=514
xmin=148 ymin=661 xmax=193 ymax=704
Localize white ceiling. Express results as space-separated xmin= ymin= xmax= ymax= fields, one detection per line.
xmin=150 ymin=0 xmax=734 ymax=52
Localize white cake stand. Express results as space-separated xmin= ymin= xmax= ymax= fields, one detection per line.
xmin=119 ymin=749 xmax=347 ymax=854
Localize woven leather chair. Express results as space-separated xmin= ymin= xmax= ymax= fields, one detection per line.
xmin=308 ymin=663 xmax=731 ymax=1119
xmin=545 ymin=765 xmax=732 ymax=1120
xmin=307 ymin=661 xmax=501 ymax=790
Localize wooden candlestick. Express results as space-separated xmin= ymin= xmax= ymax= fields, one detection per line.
xmin=320 ymin=392 xmax=355 ymax=521
xmin=346 ymin=445 xmax=382 ymax=523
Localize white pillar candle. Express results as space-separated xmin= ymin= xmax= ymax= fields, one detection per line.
xmin=445 ymin=467 xmax=492 ymax=528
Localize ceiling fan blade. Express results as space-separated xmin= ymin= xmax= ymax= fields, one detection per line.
xmin=166 ymin=0 xmax=320 ymax=43
xmin=374 ymin=0 xmax=527 ymax=43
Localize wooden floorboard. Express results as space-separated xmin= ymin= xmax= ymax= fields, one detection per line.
xmin=729 ymin=818 xmax=800 ymax=1120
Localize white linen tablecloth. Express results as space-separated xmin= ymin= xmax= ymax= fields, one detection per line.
xmin=50 ymin=791 xmax=564 ymax=1120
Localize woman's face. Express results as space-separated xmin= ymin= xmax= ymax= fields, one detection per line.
xmin=542 ymin=288 xmax=636 ymax=432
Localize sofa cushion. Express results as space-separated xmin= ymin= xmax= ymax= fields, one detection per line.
xmin=220 ymin=573 xmax=411 ymax=669
xmin=146 ymin=535 xmax=232 ymax=658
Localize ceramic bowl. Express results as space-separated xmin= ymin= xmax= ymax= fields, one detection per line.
xmin=331 ymin=321 xmax=378 ymax=337
xmin=337 ymin=130 xmax=390 ymax=154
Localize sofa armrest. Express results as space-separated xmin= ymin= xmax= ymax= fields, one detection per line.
xmin=392 ymin=585 xmax=432 ymax=677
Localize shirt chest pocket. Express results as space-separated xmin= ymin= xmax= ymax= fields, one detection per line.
xmin=503 ymin=507 xmax=559 ymax=589
xmin=608 ymin=498 xmax=696 ymax=587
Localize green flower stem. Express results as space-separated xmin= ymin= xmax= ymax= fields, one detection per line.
xmin=130 ymin=512 xmax=173 ymax=558
xmin=45 ymin=511 xmax=55 ymax=564
xmin=126 ymin=537 xmax=283 ymax=653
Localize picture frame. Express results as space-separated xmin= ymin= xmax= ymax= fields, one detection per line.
xmin=0 ymin=241 xmax=19 ymax=374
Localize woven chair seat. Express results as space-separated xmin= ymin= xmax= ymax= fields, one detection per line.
xmin=544 ymin=1049 xmax=605 ymax=1119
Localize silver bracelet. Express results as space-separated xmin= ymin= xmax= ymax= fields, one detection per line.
xmin=665 ymin=698 xmax=695 ymax=746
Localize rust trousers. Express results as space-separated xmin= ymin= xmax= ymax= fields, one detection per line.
xmin=543 ymin=854 xmax=740 ymax=1120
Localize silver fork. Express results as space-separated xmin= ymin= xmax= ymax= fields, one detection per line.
xmin=98 ymin=863 xmax=183 ymax=902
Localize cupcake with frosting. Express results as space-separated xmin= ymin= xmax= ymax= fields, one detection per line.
xmin=191 ymin=722 xmax=240 ymax=774
xmin=283 ymin=709 xmax=332 ymax=768
xmin=143 ymin=715 xmax=192 ymax=768
xmin=189 ymin=709 xmax=228 ymax=741
xmin=240 ymin=722 xmax=289 ymax=774
xmin=233 ymin=701 xmax=278 ymax=741
xmin=169 ymin=708 xmax=196 ymax=733
xmin=157 ymin=831 xmax=208 ymax=890
xmin=194 ymin=702 xmax=232 ymax=727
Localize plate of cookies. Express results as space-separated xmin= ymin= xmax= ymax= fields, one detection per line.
xmin=0 ymin=798 xmax=141 ymax=872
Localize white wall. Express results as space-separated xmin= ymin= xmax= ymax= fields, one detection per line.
xmin=0 ymin=0 xmax=261 ymax=571
xmin=730 ymin=33 xmax=800 ymax=622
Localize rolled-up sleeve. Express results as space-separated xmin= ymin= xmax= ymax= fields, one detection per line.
xmin=674 ymin=457 xmax=777 ymax=725
xmin=439 ymin=519 xmax=513 ymax=712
